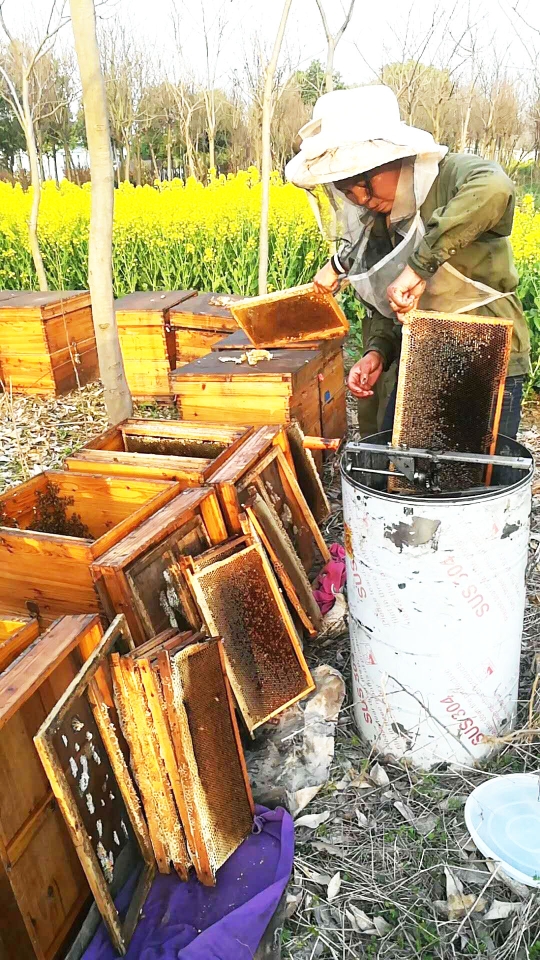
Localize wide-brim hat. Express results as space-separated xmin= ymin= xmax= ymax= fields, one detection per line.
xmin=286 ymin=85 xmax=444 ymax=189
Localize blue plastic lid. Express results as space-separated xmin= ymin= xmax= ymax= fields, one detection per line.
xmin=465 ymin=773 xmax=540 ymax=887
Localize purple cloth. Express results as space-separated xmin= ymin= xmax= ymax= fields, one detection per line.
xmin=83 ymin=806 xmax=294 ymax=960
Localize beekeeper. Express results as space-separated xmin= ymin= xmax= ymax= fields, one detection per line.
xmin=285 ymin=85 xmax=529 ymax=440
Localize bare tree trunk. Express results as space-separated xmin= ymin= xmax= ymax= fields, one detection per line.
xmin=315 ymin=0 xmax=356 ymax=93
xmin=53 ymin=149 xmax=59 ymax=186
xmin=258 ymin=0 xmax=293 ymax=295
xmin=136 ymin=135 xmax=141 ymax=185
xmin=70 ymin=0 xmax=132 ymax=423
xmin=63 ymin=140 xmax=72 ymax=180
xmin=22 ymin=73 xmax=48 ymax=291
xmin=325 ymin=37 xmax=336 ymax=92
xmin=459 ymin=102 xmax=471 ymax=153
xmin=209 ymin=130 xmax=215 ymax=171
xmin=167 ymin=124 xmax=172 ymax=180
xmin=123 ymin=139 xmax=130 ymax=182
xmin=184 ymin=112 xmax=197 ymax=179
xmin=149 ymin=142 xmax=159 ymax=180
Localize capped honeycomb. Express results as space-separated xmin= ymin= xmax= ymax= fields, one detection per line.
xmin=161 ymin=639 xmax=254 ymax=884
xmin=230 ymin=283 xmax=348 ymax=347
xmin=189 ymin=544 xmax=314 ymax=733
xmin=392 ymin=310 xmax=512 ymax=491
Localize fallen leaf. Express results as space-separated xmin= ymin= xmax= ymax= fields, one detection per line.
xmin=295 ymin=810 xmax=330 ymax=829
xmin=444 ymin=867 xmax=486 ymax=921
xmin=484 ymin=900 xmax=521 ymax=921
xmin=346 ymin=905 xmax=375 ymax=933
xmin=297 ymin=863 xmax=332 ymax=885
xmin=373 ymin=917 xmax=392 ymax=936
xmin=394 ymin=801 xmax=438 ymax=837
xmin=370 ymin=763 xmax=390 ymax=787
xmin=327 ymin=872 xmax=341 ymax=901
xmin=355 ymin=809 xmax=369 ymax=827
xmin=311 ymin=840 xmax=344 ymax=856
xmin=285 ymin=892 xmax=302 ymax=919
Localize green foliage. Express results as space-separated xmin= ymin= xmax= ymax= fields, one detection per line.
xmin=295 ymin=60 xmax=346 ymax=107
xmin=0 ymin=100 xmax=25 ymax=172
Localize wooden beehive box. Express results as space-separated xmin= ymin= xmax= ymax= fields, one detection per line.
xmin=0 ymin=614 xmax=103 ymax=960
xmin=115 ymin=290 xmax=196 ymax=399
xmin=171 ymin=343 xmax=347 ymax=444
xmin=92 ymin=487 xmax=228 ymax=645
xmin=168 ymin=293 xmax=241 ymax=367
xmin=0 ymin=291 xmax=98 ymax=396
xmin=64 ymin=419 xmax=254 ymax=485
xmin=0 ymin=615 xmax=40 ymax=672
xmin=0 ymin=471 xmax=180 ymax=622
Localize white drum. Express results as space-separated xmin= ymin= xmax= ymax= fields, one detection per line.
xmin=342 ymin=435 xmax=533 ymax=769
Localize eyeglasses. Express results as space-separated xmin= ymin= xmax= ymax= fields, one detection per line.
xmin=336 ymin=176 xmax=373 ymax=201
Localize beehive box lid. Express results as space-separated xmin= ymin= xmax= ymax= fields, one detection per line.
xmin=115 ymin=290 xmax=197 ymax=313
xmin=230 ymin=283 xmax=349 ymax=348
xmin=171 ymin=348 xmax=322 ymax=384
xmin=0 ymin=290 xmax=91 ymax=320
xmin=169 ymin=293 xmax=242 ymax=331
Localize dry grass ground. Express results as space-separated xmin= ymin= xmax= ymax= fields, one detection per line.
xmin=1 ymin=383 xmax=539 ymax=960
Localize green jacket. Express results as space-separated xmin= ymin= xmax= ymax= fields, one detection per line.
xmin=346 ymin=153 xmax=530 ymax=377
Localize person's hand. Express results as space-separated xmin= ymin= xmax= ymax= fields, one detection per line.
xmin=387 ymin=265 xmax=426 ymax=321
xmin=348 ymin=351 xmax=384 ymax=398
xmin=313 ymin=260 xmax=341 ymax=294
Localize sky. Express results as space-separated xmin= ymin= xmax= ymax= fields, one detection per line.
xmin=2 ymin=0 xmax=540 ymax=95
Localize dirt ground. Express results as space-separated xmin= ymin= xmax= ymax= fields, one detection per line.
xmin=1 ymin=382 xmax=539 ymax=960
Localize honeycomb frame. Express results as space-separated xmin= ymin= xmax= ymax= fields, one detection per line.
xmin=392 ymin=309 xmax=512 ymax=491
xmin=186 ymin=543 xmax=315 ymax=734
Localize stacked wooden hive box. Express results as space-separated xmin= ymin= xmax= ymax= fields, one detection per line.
xmin=114 ymin=291 xmax=242 ymax=400
xmin=114 ymin=286 xmax=348 ymax=452
xmin=0 ymin=411 xmax=335 ymax=958
xmin=0 ymin=291 xmax=98 ymax=396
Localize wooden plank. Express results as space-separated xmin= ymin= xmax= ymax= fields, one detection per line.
xmin=119 ymin=420 xmax=247 ymax=444
xmin=0 ymin=618 xmax=40 ymax=673
xmin=286 ymin=422 xmax=331 ymax=524
xmin=112 ymin=655 xmax=189 ymax=877
xmin=109 ymin=655 xmax=169 ymax=873
xmin=34 ymin=616 xmax=155 ymax=956
xmin=238 ymin=447 xmax=316 ymax=573
xmin=64 ymin=449 xmax=209 ymax=485
xmin=321 ymin=385 xmax=347 ymax=441
xmin=91 ymin=488 xmax=222 ymax=572
xmin=157 ymin=640 xmax=254 ymax=884
xmin=175 ymin=397 xmax=290 ymax=426
xmin=274 ymin=449 xmax=331 ymax=564
xmin=171 ymin=347 xmax=318 ymax=382
xmin=243 ymin=493 xmax=323 ymax=634
xmin=114 ymin=290 xmax=196 ymax=315
xmin=0 ymin=291 xmax=90 ymax=319
xmin=169 ymin=293 xmax=241 ymax=332
xmin=174 ymin=328 xmax=226 ymax=363
xmin=0 ymin=615 xmax=100 ymax=730
xmin=82 ymin=424 xmax=124 ymax=452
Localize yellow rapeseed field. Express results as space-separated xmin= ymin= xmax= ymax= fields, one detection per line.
xmin=0 ymin=168 xmax=326 ymax=296
xmin=0 ymin=172 xmax=538 ymax=298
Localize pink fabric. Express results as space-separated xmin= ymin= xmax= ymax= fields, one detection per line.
xmin=312 ymin=544 xmax=346 ymax=614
